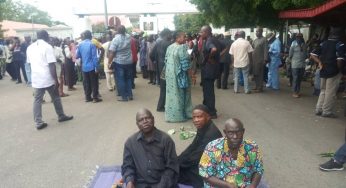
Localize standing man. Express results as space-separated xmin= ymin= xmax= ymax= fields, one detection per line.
xmin=311 ymin=27 xmax=345 ymax=118
xmin=27 ymin=30 xmax=73 ymax=130
xmin=266 ymin=33 xmax=282 ymax=90
xmin=230 ymin=31 xmax=254 ymax=94
xmin=22 ymin=35 xmax=32 ymax=86
xmin=76 ymin=30 xmax=102 ymax=103
xmin=108 ymin=25 xmax=134 ymax=102
xmin=178 ymin=104 xmax=222 ymax=187
xmin=150 ymin=29 xmax=172 ymax=112
xmin=252 ymin=27 xmax=268 ymax=92
xmin=199 ymin=118 xmax=264 ymax=188
xmin=217 ymin=32 xmax=233 ymax=89
xmin=200 ymin=25 xmax=221 ymax=119
xmin=122 ymin=108 xmax=179 ymax=188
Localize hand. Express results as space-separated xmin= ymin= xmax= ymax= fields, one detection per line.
xmin=126 ymin=181 xmax=135 ymax=188
xmin=108 ymin=63 xmax=113 ymax=70
xmin=226 ymin=183 xmax=237 ymax=188
xmin=54 ymin=81 xmax=59 ymax=90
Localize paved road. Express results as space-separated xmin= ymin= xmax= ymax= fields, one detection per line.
xmin=0 ymin=75 xmax=345 ymax=188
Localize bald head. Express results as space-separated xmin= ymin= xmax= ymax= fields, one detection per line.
xmin=224 ymin=118 xmax=244 ymax=131
xmin=136 ymin=108 xmax=153 ymax=120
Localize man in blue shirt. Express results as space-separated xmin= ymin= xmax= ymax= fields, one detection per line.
xmin=76 ymin=30 xmax=102 ymax=103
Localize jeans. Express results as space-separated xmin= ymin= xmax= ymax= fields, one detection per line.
xmin=316 ymin=73 xmax=342 ymax=115
xmin=334 ymin=142 xmax=346 ymax=164
xmin=292 ymin=68 xmax=304 ymax=93
xmin=25 ymin=63 xmax=31 ymax=84
xmin=114 ymin=63 xmax=133 ymax=100
xmin=33 ymin=85 xmax=65 ymax=126
xmin=202 ymin=79 xmax=217 ymax=116
xmin=234 ymin=65 xmax=250 ymax=93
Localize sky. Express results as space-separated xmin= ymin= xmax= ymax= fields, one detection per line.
xmin=20 ymin=0 xmax=198 ymax=26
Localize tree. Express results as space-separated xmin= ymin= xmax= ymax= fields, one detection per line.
xmin=189 ymin=0 xmax=327 ymax=29
xmin=0 ymin=0 xmax=64 ymax=27
xmin=174 ymin=14 xmax=207 ymax=34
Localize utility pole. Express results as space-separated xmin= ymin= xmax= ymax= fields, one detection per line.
xmin=104 ymin=0 xmax=109 ymax=30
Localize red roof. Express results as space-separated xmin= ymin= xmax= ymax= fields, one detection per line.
xmin=279 ymin=0 xmax=346 ymax=19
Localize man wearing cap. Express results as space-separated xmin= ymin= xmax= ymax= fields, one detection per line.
xmin=310 ymin=27 xmax=345 ymax=118
xmin=266 ymin=32 xmax=282 ymax=90
xmin=178 ymin=104 xmax=222 ymax=187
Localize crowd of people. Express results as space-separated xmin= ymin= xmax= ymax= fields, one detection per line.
xmin=1 ymin=24 xmax=345 ymax=187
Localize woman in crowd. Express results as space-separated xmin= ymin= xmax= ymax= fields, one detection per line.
xmin=63 ymin=38 xmax=77 ymax=91
xmin=288 ymin=33 xmax=307 ymax=98
xmin=165 ymin=31 xmax=193 ymax=122
xmin=12 ymin=38 xmax=27 ymax=84
xmin=146 ymin=34 xmax=156 ymax=84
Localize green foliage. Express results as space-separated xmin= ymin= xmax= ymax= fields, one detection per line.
xmin=0 ymin=0 xmax=64 ymax=26
xmin=92 ymin=23 xmax=106 ymax=33
xmin=174 ymin=14 xmax=207 ymax=34
xmin=189 ymin=0 xmax=328 ymax=29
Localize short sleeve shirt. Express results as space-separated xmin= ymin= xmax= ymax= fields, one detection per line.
xmin=27 ymin=39 xmax=56 ymax=88
xmin=311 ymin=39 xmax=345 ymax=78
xmin=199 ymin=138 xmax=264 ymax=188
xmin=229 ymin=38 xmax=253 ymax=68
xmin=109 ymin=34 xmax=132 ymax=65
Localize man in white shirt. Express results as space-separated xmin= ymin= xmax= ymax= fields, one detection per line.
xmin=27 ymin=30 xmax=73 ymax=130
xmin=229 ymin=31 xmax=254 ymax=94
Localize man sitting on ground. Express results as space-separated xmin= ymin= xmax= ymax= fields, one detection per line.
xmin=178 ymin=104 xmax=222 ymax=187
xmin=199 ymin=118 xmax=264 ymax=188
xmin=122 ymin=108 xmax=179 ymax=188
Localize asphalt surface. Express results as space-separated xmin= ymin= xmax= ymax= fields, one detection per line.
xmin=0 ymin=74 xmax=345 ymax=188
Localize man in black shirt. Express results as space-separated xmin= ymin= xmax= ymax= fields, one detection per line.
xmin=122 ymin=108 xmax=179 ymax=188
xmin=200 ymin=25 xmax=223 ymax=118
xmin=178 ymin=104 xmax=222 ymax=188
xmin=150 ymin=29 xmax=172 ymax=112
xmin=310 ymin=27 xmax=345 ymax=118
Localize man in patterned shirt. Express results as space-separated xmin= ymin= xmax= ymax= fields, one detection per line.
xmin=199 ymin=118 xmax=264 ymax=188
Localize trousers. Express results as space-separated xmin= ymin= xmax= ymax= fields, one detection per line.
xmin=316 ymin=73 xmax=342 ymax=115
xmin=202 ymin=79 xmax=217 ymax=116
xmin=33 ymin=85 xmax=65 ymax=126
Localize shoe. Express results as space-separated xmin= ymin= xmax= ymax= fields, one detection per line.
xmin=16 ymin=81 xmax=22 ymax=84
xmin=117 ymin=97 xmax=128 ymax=102
xmin=315 ymin=110 xmax=322 ymax=116
xmin=58 ymin=115 xmax=73 ymax=122
xmin=292 ymin=93 xmax=300 ymax=98
xmin=109 ymin=89 xmax=113 ymax=91
xmin=222 ymin=87 xmax=228 ymax=90
xmin=93 ymin=98 xmax=103 ymax=103
xmin=60 ymin=93 xmax=69 ymax=97
xmin=85 ymin=98 xmax=92 ymax=102
xmin=245 ymin=91 xmax=251 ymax=94
xmin=97 ymin=94 xmax=102 ymax=98
xmin=321 ymin=113 xmax=337 ymax=118
xmin=36 ymin=123 xmax=48 ymax=130
xmin=128 ymin=96 xmax=133 ymax=100
xmin=68 ymin=87 xmax=77 ymax=91
xmin=319 ymin=159 xmax=344 ymax=171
